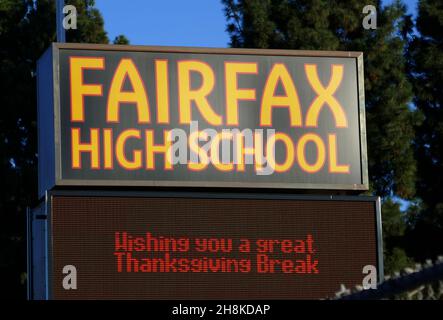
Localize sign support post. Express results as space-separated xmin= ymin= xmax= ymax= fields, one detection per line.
xmin=56 ymin=0 xmax=66 ymax=43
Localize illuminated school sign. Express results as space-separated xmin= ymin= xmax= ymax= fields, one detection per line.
xmin=37 ymin=43 xmax=368 ymax=197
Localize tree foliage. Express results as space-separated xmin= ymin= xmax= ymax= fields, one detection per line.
xmin=405 ymin=0 xmax=443 ymax=261
xmin=409 ymin=0 xmax=443 ymax=225
xmin=113 ymin=34 xmax=130 ymax=45
xmin=381 ymin=199 xmax=414 ymax=273
xmin=0 ymin=0 xmax=120 ymax=298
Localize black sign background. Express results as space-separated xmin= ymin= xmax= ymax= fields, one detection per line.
xmin=59 ymin=50 xmax=362 ymax=184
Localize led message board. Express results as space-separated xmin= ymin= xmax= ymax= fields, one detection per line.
xmin=37 ymin=44 xmax=368 ymax=197
xmin=39 ymin=192 xmax=382 ymax=300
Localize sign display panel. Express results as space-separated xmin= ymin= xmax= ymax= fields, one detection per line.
xmin=37 ymin=44 xmax=368 ymax=196
xmin=48 ymin=193 xmax=381 ymax=299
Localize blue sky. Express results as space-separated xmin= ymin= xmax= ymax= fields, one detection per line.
xmin=95 ymin=0 xmax=419 ymax=48
xmin=95 ymin=0 xmax=230 ymax=47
